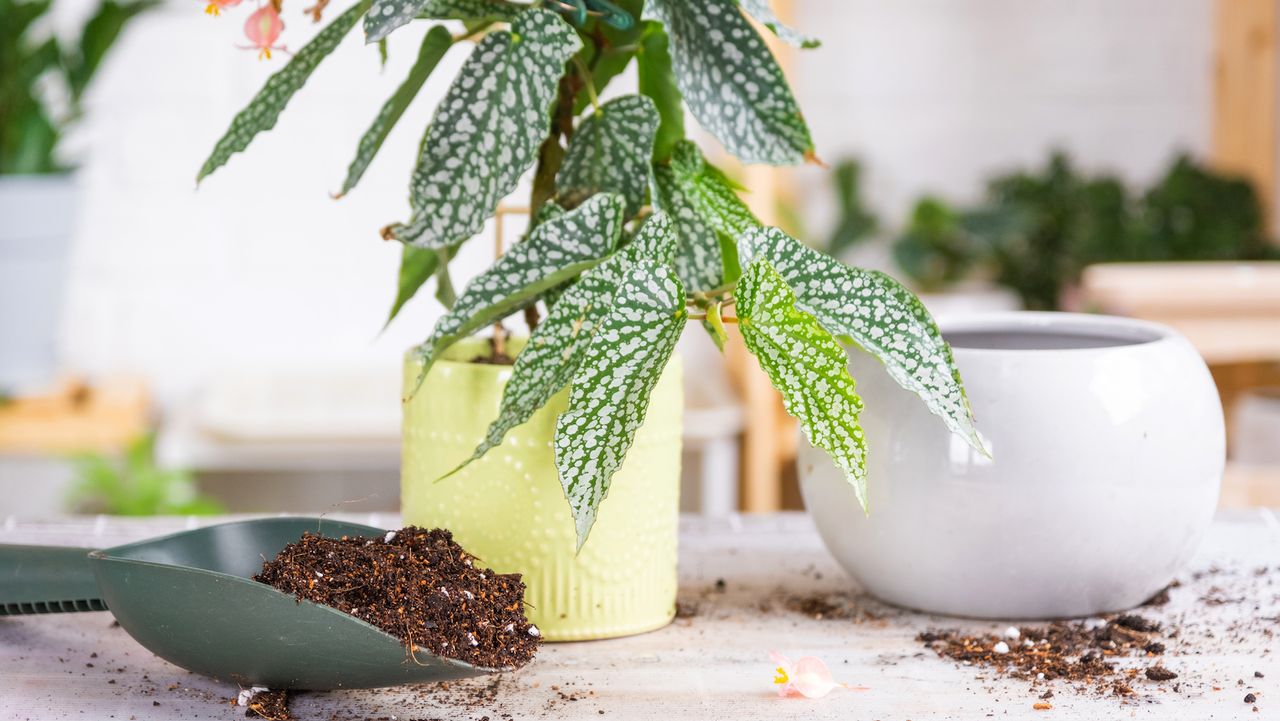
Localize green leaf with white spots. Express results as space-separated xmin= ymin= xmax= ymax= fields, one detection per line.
xmin=736 ymin=258 xmax=868 ymax=508
xmin=625 ymin=211 xmax=677 ymax=264
xmin=669 ymin=140 xmax=757 ymax=239
xmin=555 ymin=260 xmax=687 ymax=549
xmin=365 ymin=0 xmax=519 ymax=44
xmin=737 ymin=0 xmax=819 ymax=49
xmin=445 ymin=211 xmax=678 ymax=478
xmin=197 ymin=0 xmax=369 ymax=183
xmin=651 ymin=141 xmax=757 ymax=292
xmin=384 ymin=9 xmax=581 ymax=248
xmin=642 ymin=0 xmax=813 ymax=165
xmin=339 ymin=25 xmax=453 ymax=197
xmin=651 ymin=163 xmax=722 ymax=292
xmin=557 ymin=95 xmax=659 ymax=218
xmin=412 ymin=193 xmax=625 ymax=385
xmin=739 ymin=226 xmax=984 ymax=453
xmin=447 ymin=255 xmax=627 ymax=478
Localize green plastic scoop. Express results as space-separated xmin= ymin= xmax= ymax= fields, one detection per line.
xmin=0 ymin=517 xmax=495 ymax=689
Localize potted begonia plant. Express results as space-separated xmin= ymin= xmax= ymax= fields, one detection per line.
xmin=196 ymin=0 xmax=981 ymax=640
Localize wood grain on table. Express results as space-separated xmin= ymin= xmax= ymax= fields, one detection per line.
xmin=1 ymin=512 xmax=1277 ymax=721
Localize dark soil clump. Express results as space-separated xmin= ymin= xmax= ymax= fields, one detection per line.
xmin=254 ymin=527 xmax=538 ymax=669
xmin=1113 ymin=614 xmax=1160 ymax=633
xmin=245 ymin=688 xmax=290 ymax=720
xmin=918 ymin=615 xmax=1169 ymax=696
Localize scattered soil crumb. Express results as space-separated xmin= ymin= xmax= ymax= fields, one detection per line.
xmin=674 ymin=600 xmax=700 ymax=619
xmin=426 ymin=675 xmax=506 ymax=710
xmin=1145 ymin=666 xmax=1178 ymax=681
xmin=779 ymin=591 xmax=897 ymax=622
xmin=254 ymin=527 xmax=538 ymax=669
xmin=245 ymin=689 xmax=290 ymax=720
xmin=1140 ymin=584 xmax=1175 ymax=608
xmin=918 ymin=615 xmax=1169 ymax=698
xmin=1113 ymin=614 xmax=1160 ymax=633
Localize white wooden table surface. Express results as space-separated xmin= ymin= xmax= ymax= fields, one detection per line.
xmin=1 ymin=511 xmax=1277 ymax=721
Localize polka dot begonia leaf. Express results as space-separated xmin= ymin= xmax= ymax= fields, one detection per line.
xmin=410 ymin=193 xmax=625 ymax=389
xmin=445 ymin=212 xmax=678 ymax=480
xmin=651 ymin=141 xmax=758 ymax=293
xmin=736 ymin=0 xmax=820 ymax=49
xmin=622 ymin=211 xmax=678 ymax=265
xmin=557 ymin=95 xmax=660 ymax=218
xmin=668 ymin=140 xmax=757 ymax=239
xmin=739 ymin=226 xmax=985 ymax=454
xmin=642 ymin=0 xmax=813 ymax=165
xmin=197 ymin=0 xmax=370 ymax=184
xmin=554 ymin=259 xmax=687 ymax=550
xmin=339 ymin=25 xmax=453 ymax=197
xmin=385 ymin=8 xmax=581 ymax=248
xmin=650 ymin=163 xmax=724 ymax=293
xmin=736 ymin=258 xmax=869 ymax=509
xmin=364 ymin=0 xmax=521 ymax=45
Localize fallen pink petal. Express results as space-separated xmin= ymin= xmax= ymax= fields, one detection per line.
xmin=770 ymin=651 xmax=847 ymax=699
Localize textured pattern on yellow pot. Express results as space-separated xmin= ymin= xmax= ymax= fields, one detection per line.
xmin=402 ymin=338 xmax=682 ymax=641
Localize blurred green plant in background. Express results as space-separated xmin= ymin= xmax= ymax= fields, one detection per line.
xmin=893 ymin=152 xmax=1280 ymax=309
xmin=1 ymin=0 xmax=157 ymax=174
xmin=68 ymin=434 xmax=224 ymax=515
xmin=826 ymin=159 xmax=879 ymax=257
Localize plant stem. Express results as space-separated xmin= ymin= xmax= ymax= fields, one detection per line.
xmin=451 ymin=21 xmax=494 ymax=43
xmin=572 ymin=55 xmax=600 ymax=112
xmin=492 ymin=204 xmax=509 ymax=347
xmin=530 ymin=69 xmax=581 ymax=218
xmin=687 ymin=313 xmax=739 ymax=324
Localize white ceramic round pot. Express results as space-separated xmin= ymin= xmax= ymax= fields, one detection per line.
xmin=799 ymin=312 xmax=1224 ymax=619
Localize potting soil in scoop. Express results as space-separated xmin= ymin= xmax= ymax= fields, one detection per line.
xmin=254 ymin=527 xmax=539 ymax=669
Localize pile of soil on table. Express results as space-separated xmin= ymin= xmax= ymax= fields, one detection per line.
xmin=918 ymin=614 xmax=1174 ymax=697
xmin=254 ymin=527 xmax=538 ymax=669
xmin=243 ymin=688 xmax=290 ymax=720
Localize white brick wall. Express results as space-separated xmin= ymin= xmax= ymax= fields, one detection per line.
xmin=57 ymin=0 xmax=1215 ymax=403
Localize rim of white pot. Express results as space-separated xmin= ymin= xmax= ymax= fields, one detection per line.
xmin=936 ymin=311 xmax=1179 ymax=356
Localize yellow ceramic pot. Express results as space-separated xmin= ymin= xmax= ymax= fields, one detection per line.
xmin=401 ymin=338 xmax=682 ymax=641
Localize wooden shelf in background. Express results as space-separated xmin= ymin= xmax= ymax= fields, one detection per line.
xmin=0 ymin=378 xmax=150 ymax=455
xmin=1214 ymin=0 xmax=1278 ymax=232
xmin=1221 ymin=462 xmax=1280 ymax=508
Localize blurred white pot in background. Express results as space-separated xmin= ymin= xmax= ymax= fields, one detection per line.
xmin=0 ymin=174 xmax=77 ymax=393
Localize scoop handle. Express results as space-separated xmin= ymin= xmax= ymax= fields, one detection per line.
xmin=0 ymin=544 xmax=107 ymax=615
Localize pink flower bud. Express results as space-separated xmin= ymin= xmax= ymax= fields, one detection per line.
xmin=243 ymin=5 xmax=285 ymax=60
